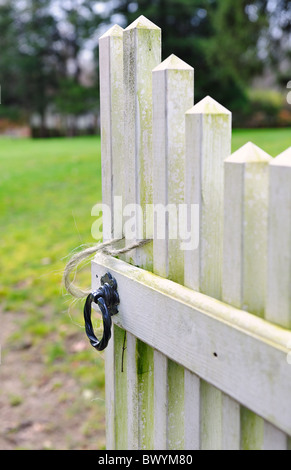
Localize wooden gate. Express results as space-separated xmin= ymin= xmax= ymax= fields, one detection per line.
xmin=94 ymin=16 xmax=291 ymax=450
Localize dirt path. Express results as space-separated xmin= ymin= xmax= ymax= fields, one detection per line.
xmin=0 ymin=310 xmax=106 ymax=450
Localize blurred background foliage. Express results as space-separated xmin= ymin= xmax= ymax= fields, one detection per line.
xmin=0 ymin=0 xmax=290 ymax=136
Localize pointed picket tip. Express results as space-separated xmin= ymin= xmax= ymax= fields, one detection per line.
xmin=125 ymin=15 xmax=160 ymax=31
xmin=225 ymin=142 xmax=272 ymax=164
xmin=99 ymin=24 xmax=124 ymax=40
xmin=186 ymin=96 xmax=231 ymax=115
xmin=270 ymin=146 xmax=291 ymax=167
xmin=153 ymin=54 xmax=193 ymax=72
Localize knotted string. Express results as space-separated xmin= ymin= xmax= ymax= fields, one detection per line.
xmin=63 ymin=238 xmax=151 ymax=299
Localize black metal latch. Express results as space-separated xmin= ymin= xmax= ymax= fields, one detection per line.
xmin=83 ymin=272 xmax=119 ymax=351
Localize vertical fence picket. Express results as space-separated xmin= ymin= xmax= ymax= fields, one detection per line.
xmin=126 ymin=332 xmax=138 ymax=450
xmin=223 ymin=142 xmax=273 ymax=450
xmin=99 ymin=24 xmax=124 ymax=450
xmin=153 ymin=350 xmax=168 ymax=449
xmin=152 ymin=54 xmax=194 ymax=449
xmin=184 ymin=370 xmax=201 ymax=450
xmin=99 ymin=25 xmax=124 ymax=242
xmin=223 ymin=142 xmax=271 ymax=315
xmin=185 ymin=96 xmax=233 ymax=450
xmin=266 ymin=148 xmax=291 ymax=329
xmin=265 ymin=147 xmax=291 ymax=449
xmin=113 ymin=325 xmax=128 ymax=449
xmin=123 ymin=15 xmax=161 ymax=450
xmin=185 ymin=96 xmax=231 ymax=298
xmin=221 ymin=395 xmax=240 ymax=450
xmin=123 ymin=15 xmax=161 ymax=269
xmin=263 ymin=422 xmax=288 ymax=450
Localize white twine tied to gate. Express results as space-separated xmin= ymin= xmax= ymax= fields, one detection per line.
xmin=63 ymin=237 xmax=151 ymax=299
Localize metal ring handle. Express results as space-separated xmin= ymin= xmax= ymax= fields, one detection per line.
xmin=83 ymin=273 xmax=119 ymax=351
xmin=84 ymin=293 xmax=112 ymax=351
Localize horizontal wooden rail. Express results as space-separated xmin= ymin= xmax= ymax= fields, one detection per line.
xmin=92 ymin=253 xmax=291 ymax=436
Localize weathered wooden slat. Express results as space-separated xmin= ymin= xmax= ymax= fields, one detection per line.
xmin=265 ymin=147 xmax=291 ymax=448
xmin=123 ymin=15 xmax=161 ymax=268
xmin=223 ymin=142 xmax=271 ymax=316
xmin=184 ymin=370 xmax=201 ymax=450
xmin=223 ymin=142 xmax=273 ymax=449
xmin=263 ymin=422 xmax=288 ymax=450
xmin=113 ymin=325 xmax=128 ymax=449
xmin=200 ymin=381 xmax=222 ymax=450
xmin=122 ymin=15 xmax=161 ymax=450
xmin=126 ymin=332 xmax=138 ymax=449
xmin=185 ymin=96 xmax=235 ymax=449
xmin=221 ymin=394 xmax=240 ymax=450
xmin=152 ymin=54 xmax=194 ymax=283
xmin=99 ymin=24 xmax=124 ymax=450
xmin=152 ymin=54 xmax=194 ymax=450
xmin=104 ymin=327 xmax=115 ymax=450
xmin=99 ymin=25 xmax=124 ymax=241
xmin=200 ymin=387 xmax=240 ymax=450
xmin=153 ymin=350 xmax=168 ymax=449
xmin=266 ymin=147 xmax=291 ymax=329
xmin=185 ymin=96 xmax=232 ymax=299
xmin=92 ymin=253 xmax=291 ymax=436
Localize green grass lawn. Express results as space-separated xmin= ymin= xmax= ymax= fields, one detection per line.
xmin=0 ymin=128 xmax=290 ymax=448
xmin=0 ymin=136 xmax=105 ymax=449
xmin=0 ymin=135 xmax=106 ymax=339
xmin=232 ymin=128 xmax=291 ymax=155
xmin=0 ymin=136 xmax=103 ymax=326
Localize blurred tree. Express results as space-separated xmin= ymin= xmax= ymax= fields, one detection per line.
xmin=203 ymin=0 xmax=269 ymax=112
xmin=0 ymin=0 xmax=103 ymax=136
xmin=0 ymin=0 xmax=24 ymax=120
xmin=111 ymin=0 xmax=269 ymax=112
xmin=111 ymin=0 xmax=214 ymax=101
xmin=53 ymin=0 xmax=104 ymax=83
xmin=49 ymin=0 xmax=103 ymax=135
xmin=54 ymin=78 xmax=98 ymax=136
xmin=0 ymin=0 xmax=289 ymax=133
xmin=18 ymin=0 xmax=61 ymax=136
xmin=264 ymin=0 xmax=291 ymax=86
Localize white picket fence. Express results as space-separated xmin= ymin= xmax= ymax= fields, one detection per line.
xmin=95 ymin=15 xmax=291 ymax=450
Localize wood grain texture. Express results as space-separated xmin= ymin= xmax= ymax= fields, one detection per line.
xmin=99 ymin=25 xmax=124 ymax=450
xmin=153 ymin=54 xmax=194 ymax=283
xmin=122 ymin=16 xmax=161 ymax=450
xmin=264 ymin=147 xmax=291 ymax=448
xmin=152 ymin=54 xmax=194 ymax=449
xmin=185 ymin=96 xmax=235 ymax=449
xmin=99 ymin=25 xmax=124 ymax=241
xmin=92 ymin=253 xmax=291 ymax=436
xmin=266 ymin=147 xmax=291 ymax=329
xmin=223 ymin=142 xmax=284 ymax=450
xmin=185 ymin=96 xmax=231 ymax=299
xmin=123 ymin=15 xmax=161 ymax=268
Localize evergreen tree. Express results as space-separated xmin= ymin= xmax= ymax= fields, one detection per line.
xmin=18 ymin=0 xmax=61 ymax=134
xmin=0 ymin=0 xmax=289 ymax=132
xmin=203 ymin=0 xmax=268 ymax=111
xmin=111 ymin=0 xmax=269 ymax=111
xmin=111 ymin=0 xmax=214 ymax=101
xmin=0 ymin=0 xmax=103 ymax=135
xmin=0 ymin=0 xmax=23 ymax=119
xmin=264 ymin=0 xmax=291 ymax=85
